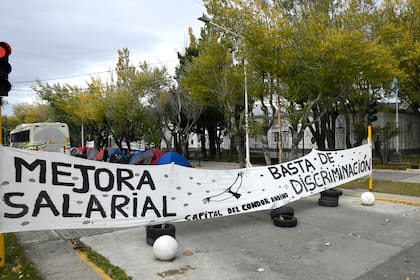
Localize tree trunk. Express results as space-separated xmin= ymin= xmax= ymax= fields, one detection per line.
xmin=326 ymin=111 xmax=338 ymax=150
xmin=260 ymin=134 xmax=272 ymax=165
xmin=234 ymin=134 xmax=245 ymax=168
xmin=208 ymin=126 xmax=217 ymax=159
xmin=200 ymin=133 xmax=207 ymax=159
xmin=291 ymin=136 xmax=300 ymax=160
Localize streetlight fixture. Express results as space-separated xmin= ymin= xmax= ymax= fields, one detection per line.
xmin=198 ymin=15 xmax=252 ymax=168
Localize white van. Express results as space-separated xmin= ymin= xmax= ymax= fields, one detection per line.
xmin=10 ymin=122 xmax=70 ymax=153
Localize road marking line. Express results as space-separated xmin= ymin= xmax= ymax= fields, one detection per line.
xmin=76 ymin=251 xmax=112 ymax=280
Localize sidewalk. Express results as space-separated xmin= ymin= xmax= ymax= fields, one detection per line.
xmin=17 ymin=230 xmax=103 ymax=280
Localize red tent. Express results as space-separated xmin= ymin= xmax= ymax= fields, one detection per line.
xmin=151 ymin=148 xmax=165 ymax=165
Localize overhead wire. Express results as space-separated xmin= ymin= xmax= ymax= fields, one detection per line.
xmin=10 ymin=58 xmax=179 ymax=92
xmin=13 ymin=70 xmax=113 ymax=85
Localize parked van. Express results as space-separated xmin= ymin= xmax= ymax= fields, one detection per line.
xmin=10 ymin=122 xmax=70 ymax=152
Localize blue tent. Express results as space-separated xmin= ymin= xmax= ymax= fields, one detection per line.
xmin=108 ymin=148 xmax=128 ymax=163
xmin=129 ymin=150 xmax=145 ymax=164
xmin=109 ymin=148 xmax=125 ymax=158
xmin=157 ymin=151 xmax=192 ymax=167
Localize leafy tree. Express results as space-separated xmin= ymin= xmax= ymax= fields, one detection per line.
xmin=133 ymin=62 xmax=171 ymax=149
xmin=104 ymin=49 xmax=171 ymax=152
xmin=181 ymin=33 xmax=247 ymax=166
xmin=221 ymin=0 xmax=396 ymax=156
xmin=11 ymin=103 xmax=51 ymax=124
xmin=239 ymin=2 xmax=288 ymax=164
xmin=106 ymin=48 xmax=144 ymax=152
xmin=196 ymin=106 xmax=226 ymax=159
xmin=161 ymin=29 xmax=205 ymax=157
xmin=161 ymin=87 xmax=202 ymax=156
xmin=1 ymin=103 xmax=50 ymax=145
xmin=175 ymin=28 xmax=225 ymax=159
xmin=375 ymin=0 xmax=420 ymax=110
xmin=34 ymin=49 xmax=171 ymax=152
xmin=33 ymin=82 xmax=103 ymax=147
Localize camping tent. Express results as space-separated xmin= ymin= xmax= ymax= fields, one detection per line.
xmin=70 ymin=146 xmax=89 ymax=158
xmin=151 ymin=148 xmax=165 ymax=165
xmin=130 ymin=149 xmax=153 ymax=165
xmin=129 ymin=150 xmax=145 ymax=164
xmin=108 ymin=149 xmax=128 ymax=163
xmin=87 ymin=148 xmax=99 ymax=160
xmin=128 ymin=148 xmax=166 ymax=165
xmin=157 ymin=151 xmax=192 ymax=167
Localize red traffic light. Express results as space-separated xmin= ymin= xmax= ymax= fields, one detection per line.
xmin=0 ymin=42 xmax=12 ymax=58
xmin=0 ymin=42 xmax=12 ymax=96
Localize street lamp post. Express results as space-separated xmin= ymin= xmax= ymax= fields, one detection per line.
xmin=393 ymin=77 xmax=399 ymax=153
xmin=198 ymin=15 xmax=252 ymax=168
xmin=390 ymin=77 xmax=402 ymax=163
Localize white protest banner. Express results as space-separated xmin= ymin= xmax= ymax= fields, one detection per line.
xmin=0 ymin=143 xmax=372 ymax=233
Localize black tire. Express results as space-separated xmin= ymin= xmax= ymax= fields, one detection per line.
xmin=318 ymin=198 xmax=339 ymax=207
xmin=321 ymin=188 xmax=343 ymax=197
xmin=146 ymin=223 xmax=176 ymax=246
xmin=146 ymin=237 xmax=155 ymax=246
xmin=270 ymin=206 xmax=294 ymax=219
xmin=272 ymin=215 xmax=298 ymax=227
xmin=319 ymin=194 xmax=339 ymax=202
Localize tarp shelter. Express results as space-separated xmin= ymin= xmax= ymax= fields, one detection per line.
xmin=87 ymin=148 xmax=99 ymax=160
xmin=157 ymin=151 xmax=192 ymax=167
xmin=70 ymin=147 xmax=99 ymax=160
xmin=70 ymin=146 xmax=89 ymax=158
xmin=130 ymin=149 xmax=153 ymax=165
xmin=128 ymin=150 xmax=145 ymax=164
xmin=129 ymin=148 xmax=164 ymax=165
xmin=95 ymin=148 xmax=108 ymax=161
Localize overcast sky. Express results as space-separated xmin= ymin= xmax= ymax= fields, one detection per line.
xmin=1 ymin=0 xmax=206 ymax=115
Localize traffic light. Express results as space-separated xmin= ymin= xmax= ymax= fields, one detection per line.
xmin=0 ymin=42 xmax=12 ymax=96
xmin=367 ymin=101 xmax=377 ymax=124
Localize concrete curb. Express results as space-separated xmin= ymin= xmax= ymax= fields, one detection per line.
xmin=342 ymin=189 xmax=420 ymax=206
xmin=370 ymin=196 xmax=420 ymax=206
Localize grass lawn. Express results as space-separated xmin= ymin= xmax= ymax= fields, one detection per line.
xmin=340 ymin=179 xmax=420 ymax=197
xmin=0 ymin=233 xmax=42 ymax=280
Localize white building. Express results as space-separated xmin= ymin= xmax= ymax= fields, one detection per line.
xmin=183 ymin=101 xmax=420 ymax=160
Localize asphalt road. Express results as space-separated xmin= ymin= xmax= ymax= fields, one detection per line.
xmin=17 ymin=190 xmax=420 ymax=280
xmin=83 ymin=194 xmax=420 ymax=280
